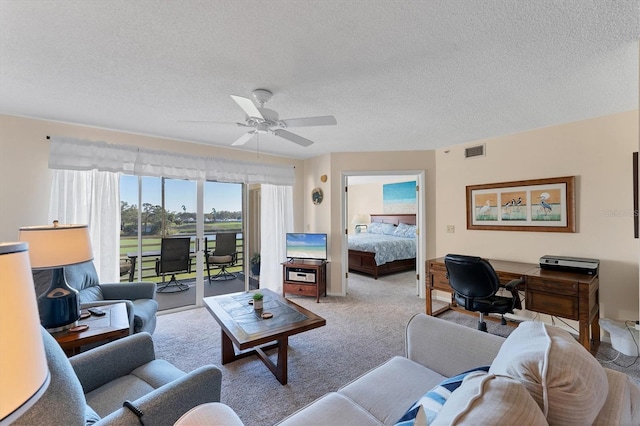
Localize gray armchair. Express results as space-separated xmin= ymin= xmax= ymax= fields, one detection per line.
xmin=15 ymin=328 xmax=223 ymax=426
xmin=64 ymin=261 xmax=158 ymax=334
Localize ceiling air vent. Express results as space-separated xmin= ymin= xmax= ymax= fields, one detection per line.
xmin=465 ymin=144 xmax=485 ymax=159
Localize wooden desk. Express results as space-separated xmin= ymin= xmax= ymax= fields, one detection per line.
xmin=426 ymin=257 xmax=600 ymax=353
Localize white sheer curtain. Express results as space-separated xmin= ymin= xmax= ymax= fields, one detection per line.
xmin=48 ymin=169 xmax=120 ymax=282
xmin=260 ymin=184 xmax=294 ymax=293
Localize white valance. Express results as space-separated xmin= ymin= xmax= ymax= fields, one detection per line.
xmin=49 ymin=136 xmax=295 ymax=186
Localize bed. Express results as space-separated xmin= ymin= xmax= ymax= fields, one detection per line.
xmin=348 ymin=214 xmax=417 ymax=279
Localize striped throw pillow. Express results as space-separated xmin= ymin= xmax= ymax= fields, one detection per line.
xmin=395 ymin=366 xmax=489 ymax=426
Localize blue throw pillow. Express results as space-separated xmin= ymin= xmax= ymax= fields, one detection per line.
xmin=394 ymin=366 xmax=490 ymax=426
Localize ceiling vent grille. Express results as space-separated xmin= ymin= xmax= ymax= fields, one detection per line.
xmin=465 ymin=144 xmax=485 ymax=159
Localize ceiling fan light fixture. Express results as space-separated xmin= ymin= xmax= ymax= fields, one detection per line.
xmin=251 ymin=89 xmax=273 ymax=106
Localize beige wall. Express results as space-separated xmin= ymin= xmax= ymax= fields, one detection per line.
xmin=435 ymin=111 xmax=640 ymax=322
xmin=303 ymin=154 xmax=332 ymax=234
xmin=348 ymin=182 xmax=381 ymax=232
xmin=0 ymin=115 xmax=304 ymax=242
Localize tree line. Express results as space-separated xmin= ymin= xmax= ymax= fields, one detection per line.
xmin=121 ymin=202 xmax=241 ymax=236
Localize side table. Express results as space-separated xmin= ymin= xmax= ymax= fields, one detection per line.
xmin=52 ymin=302 xmax=130 ymax=356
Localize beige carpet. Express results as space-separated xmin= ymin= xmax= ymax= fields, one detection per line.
xmin=153 ymin=271 xmax=638 ymax=426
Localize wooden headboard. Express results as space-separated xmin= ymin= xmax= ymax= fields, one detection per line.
xmin=370 ymin=214 xmax=416 ymax=226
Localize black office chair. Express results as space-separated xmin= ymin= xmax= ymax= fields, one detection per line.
xmin=205 ymin=233 xmax=238 ymax=282
xmin=155 ymin=237 xmax=191 ymax=293
xmin=444 ymin=254 xmax=523 ymax=332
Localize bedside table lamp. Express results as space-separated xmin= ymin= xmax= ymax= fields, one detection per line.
xmin=0 ymin=242 xmax=50 ymax=424
xmin=19 ymin=222 xmax=93 ymax=332
xmin=352 ymin=213 xmax=370 ymax=234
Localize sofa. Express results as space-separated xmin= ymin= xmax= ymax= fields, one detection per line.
xmin=15 ymin=327 xmax=223 ymax=426
xmin=65 ymin=260 xmax=158 ymax=334
xmin=278 ymin=314 xmax=640 ymax=426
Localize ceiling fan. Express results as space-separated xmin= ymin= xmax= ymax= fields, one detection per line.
xmin=185 ymin=89 xmax=337 ymax=147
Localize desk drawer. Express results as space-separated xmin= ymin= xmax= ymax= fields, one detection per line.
xmin=526 ymin=290 xmax=578 ymax=319
xmin=428 ymin=263 xmax=451 ymax=291
xmin=526 ymin=277 xmax=577 ymax=297
xmin=283 ymin=283 xmax=316 ymax=297
xmin=526 ymin=277 xmax=577 ymax=319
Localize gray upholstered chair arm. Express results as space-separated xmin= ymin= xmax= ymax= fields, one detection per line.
xmin=405 ymin=313 xmax=505 ymax=377
xmin=95 ymin=365 xmax=223 ymax=426
xmin=100 ymin=282 xmax=157 ymax=300
xmin=71 ymin=332 xmax=155 ymax=392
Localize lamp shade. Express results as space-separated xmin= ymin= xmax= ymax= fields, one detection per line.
xmin=0 ymin=242 xmax=50 ymax=424
xmin=19 ymin=223 xmax=93 ymax=268
xmin=351 ymin=213 xmax=370 ymax=225
xmin=19 ymin=223 xmax=93 ymax=331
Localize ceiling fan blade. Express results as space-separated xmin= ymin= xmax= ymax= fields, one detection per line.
xmin=231 ymin=131 xmax=256 ymax=146
xmin=230 ymin=95 xmax=263 ymax=119
xmin=272 ymin=129 xmax=314 ymax=147
xmin=280 ymin=115 xmax=337 ymax=128
xmin=178 ymin=120 xmax=249 ymax=127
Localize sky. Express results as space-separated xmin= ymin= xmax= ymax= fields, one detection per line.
xmin=120 ymin=175 xmax=242 ymax=213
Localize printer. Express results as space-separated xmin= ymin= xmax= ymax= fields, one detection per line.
xmin=539 ymin=255 xmax=599 ymax=275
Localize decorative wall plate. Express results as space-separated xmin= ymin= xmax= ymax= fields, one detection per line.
xmin=312 ymin=187 xmax=324 ymax=205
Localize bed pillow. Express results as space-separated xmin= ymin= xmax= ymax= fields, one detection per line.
xmin=489 ymin=321 xmax=608 ymax=425
xmin=368 ymin=222 xmax=386 ymax=234
xmin=393 ymin=222 xmax=411 ymax=237
xmin=432 ymin=372 xmax=548 ymax=425
xmin=402 ymin=224 xmax=417 ymax=238
xmin=381 ymin=223 xmax=397 ymax=235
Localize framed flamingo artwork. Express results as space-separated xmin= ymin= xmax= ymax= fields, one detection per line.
xmin=466 ymin=176 xmax=575 ymax=232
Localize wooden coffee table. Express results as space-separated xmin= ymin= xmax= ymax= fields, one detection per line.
xmin=52 ymin=302 xmax=130 ymax=356
xmin=203 ymin=289 xmax=326 ymax=385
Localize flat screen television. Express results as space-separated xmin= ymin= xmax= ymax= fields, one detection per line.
xmin=286 ymin=233 xmax=327 ymax=261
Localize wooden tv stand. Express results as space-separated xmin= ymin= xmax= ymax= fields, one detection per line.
xmin=282 ymin=260 xmax=327 ymax=302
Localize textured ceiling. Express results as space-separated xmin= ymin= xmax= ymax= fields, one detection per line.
xmin=0 ymin=0 xmax=638 ymax=159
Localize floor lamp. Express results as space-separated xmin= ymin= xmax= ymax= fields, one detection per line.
xmin=0 ymin=242 xmax=50 ymax=425
xmin=19 ymin=222 xmax=94 ymax=332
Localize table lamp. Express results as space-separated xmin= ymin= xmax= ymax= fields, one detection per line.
xmin=0 ymin=242 xmax=50 ymax=424
xmin=351 ymin=213 xmax=370 ymax=233
xmin=19 ymin=222 xmax=93 ymax=332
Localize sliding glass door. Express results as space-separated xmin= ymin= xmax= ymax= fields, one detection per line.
xmin=120 ymin=175 xmax=246 ymax=310
xmin=204 ymin=181 xmax=244 ymax=279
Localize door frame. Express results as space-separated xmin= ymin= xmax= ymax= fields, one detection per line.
xmin=341 ymin=170 xmax=426 ymax=298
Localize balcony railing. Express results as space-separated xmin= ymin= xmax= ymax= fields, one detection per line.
xmin=120 ymin=233 xmax=244 ymax=282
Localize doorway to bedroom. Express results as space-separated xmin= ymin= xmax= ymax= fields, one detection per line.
xmin=342 ymin=171 xmax=425 ymax=298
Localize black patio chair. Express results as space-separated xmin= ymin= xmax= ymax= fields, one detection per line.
xmin=155 ymin=237 xmax=191 ymax=293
